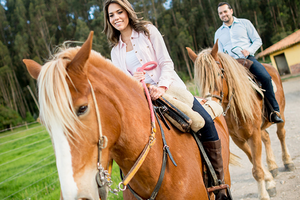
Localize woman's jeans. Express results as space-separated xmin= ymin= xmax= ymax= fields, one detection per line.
xmin=192 ymin=97 xmax=219 ymax=141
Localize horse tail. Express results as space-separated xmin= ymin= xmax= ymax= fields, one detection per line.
xmin=229 ymin=152 xmax=242 ymax=167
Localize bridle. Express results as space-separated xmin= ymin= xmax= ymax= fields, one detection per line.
xmin=89 ymin=76 xmax=156 ymax=199
xmin=205 ymin=59 xmax=234 ymax=117
xmin=91 ymin=62 xmax=176 ymax=200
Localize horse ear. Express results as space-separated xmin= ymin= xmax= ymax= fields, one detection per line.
xmin=68 ymin=31 xmax=94 ymax=71
xmin=211 ymin=39 xmax=219 ymax=60
xmin=23 ymin=59 xmax=42 ymax=80
xmin=186 ymin=47 xmax=197 ymax=63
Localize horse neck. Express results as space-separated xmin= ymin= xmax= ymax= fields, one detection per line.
xmin=222 ymin=65 xmax=261 ymax=123
xmin=89 ymin=64 xmax=154 ymax=166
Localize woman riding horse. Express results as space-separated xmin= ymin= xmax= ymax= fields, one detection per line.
xmin=23 ymin=32 xmax=231 ymax=199
xmin=103 ymin=0 xmax=229 ymax=198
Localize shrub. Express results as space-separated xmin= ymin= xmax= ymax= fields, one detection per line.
xmin=0 ymin=105 xmax=22 ymax=130
xmin=25 ymin=111 xmax=35 ymax=123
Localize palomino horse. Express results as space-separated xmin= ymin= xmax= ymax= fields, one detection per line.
xmin=186 ymin=43 xmax=295 ymax=200
xmin=23 ymin=32 xmax=231 ymax=200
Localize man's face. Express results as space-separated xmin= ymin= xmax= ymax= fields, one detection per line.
xmin=218 ymin=4 xmax=233 ymax=23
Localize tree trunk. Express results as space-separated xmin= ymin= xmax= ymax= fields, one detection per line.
xmin=7 ymin=72 xmax=18 ymax=112
xmin=207 ymin=0 xmax=218 ymax=30
xmin=0 ymin=76 xmax=10 ymax=108
xmin=197 ymin=0 xmax=214 ymax=46
xmin=254 ymin=11 xmax=265 ymax=62
xmin=171 ymin=10 xmax=193 ymax=80
xmin=143 ymin=0 xmax=148 ymax=20
xmin=277 ymin=6 xmax=285 ymax=31
xmin=150 ymin=0 xmax=158 ymax=27
xmin=267 ymin=0 xmax=278 ymax=32
xmin=13 ymin=71 xmax=28 ymax=118
xmin=180 ymin=45 xmax=193 ymax=80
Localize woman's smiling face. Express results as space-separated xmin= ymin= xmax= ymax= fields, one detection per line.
xmin=108 ymin=3 xmax=130 ymax=32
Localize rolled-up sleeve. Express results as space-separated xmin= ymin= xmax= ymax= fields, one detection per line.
xmin=244 ymin=20 xmax=262 ymax=55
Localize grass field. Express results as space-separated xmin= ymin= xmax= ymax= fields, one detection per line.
xmin=0 ymin=123 xmax=123 ymax=200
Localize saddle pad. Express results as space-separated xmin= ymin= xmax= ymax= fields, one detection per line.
xmin=162 ymin=93 xmax=205 ymax=132
xmin=196 ymin=98 xmax=223 ymax=120
xmin=162 ymin=85 xmax=223 ymax=132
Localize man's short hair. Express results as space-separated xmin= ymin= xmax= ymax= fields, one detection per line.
xmin=218 ymin=2 xmax=232 ymax=9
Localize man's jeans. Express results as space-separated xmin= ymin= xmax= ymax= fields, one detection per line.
xmin=247 ymin=56 xmax=280 ymax=112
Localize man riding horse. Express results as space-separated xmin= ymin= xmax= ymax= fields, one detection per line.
xmin=214 ymin=2 xmax=283 ymax=124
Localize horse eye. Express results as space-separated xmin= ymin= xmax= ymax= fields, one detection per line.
xmin=77 ymin=105 xmax=88 ymax=116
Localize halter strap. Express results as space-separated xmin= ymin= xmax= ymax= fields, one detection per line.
xmin=88 ymin=80 xmax=107 ymax=167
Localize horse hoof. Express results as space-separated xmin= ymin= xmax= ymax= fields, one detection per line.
xmin=270 ymin=168 xmax=279 ymax=178
xmin=284 ymin=163 xmax=295 ymax=171
xmin=267 ymin=187 xmax=276 ymax=197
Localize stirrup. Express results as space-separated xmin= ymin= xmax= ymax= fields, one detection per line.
xmin=269 ymin=111 xmax=284 ymax=123
xmin=207 ymin=184 xmax=233 ymax=200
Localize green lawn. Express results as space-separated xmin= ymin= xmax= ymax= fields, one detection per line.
xmin=0 ymin=123 xmax=123 ymax=200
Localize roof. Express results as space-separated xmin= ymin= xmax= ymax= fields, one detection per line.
xmin=256 ymin=29 xmax=300 ymax=58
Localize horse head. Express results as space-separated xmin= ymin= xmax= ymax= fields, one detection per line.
xmin=187 ymin=41 xmax=261 ymax=122
xmin=186 ymin=41 xmax=225 ymax=103
xmin=23 ymin=32 xmax=120 ymax=200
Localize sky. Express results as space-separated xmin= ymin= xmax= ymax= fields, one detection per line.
xmin=1 ymin=0 xmax=7 ymax=10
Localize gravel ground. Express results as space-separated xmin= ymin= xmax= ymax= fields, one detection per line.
xmin=229 ymin=76 xmax=300 ymax=200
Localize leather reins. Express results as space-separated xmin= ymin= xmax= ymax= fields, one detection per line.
xmin=93 ymin=61 xmax=176 ymax=200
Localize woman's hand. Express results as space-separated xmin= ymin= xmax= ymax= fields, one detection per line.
xmin=149 ymin=85 xmax=167 ymax=100
xmin=241 ymin=49 xmax=250 ymax=58
xmin=133 ymin=71 xmax=145 ymax=82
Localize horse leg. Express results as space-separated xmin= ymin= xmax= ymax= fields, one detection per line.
xmin=232 ymin=132 xmax=276 ymax=198
xmin=230 ymin=136 xmax=253 ymax=161
xmin=261 ymin=130 xmax=279 ymax=177
xmin=248 ymin=133 xmax=274 ymax=200
xmin=276 ymin=119 xmax=295 ymax=171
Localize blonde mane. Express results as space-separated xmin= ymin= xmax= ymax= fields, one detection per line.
xmin=194 ymin=48 xmax=260 ymax=122
xmin=37 ymin=46 xmax=142 ymax=140
xmin=38 ymin=47 xmax=81 ymax=140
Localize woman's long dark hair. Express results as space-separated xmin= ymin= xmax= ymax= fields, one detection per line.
xmin=103 ymin=0 xmax=151 ymax=47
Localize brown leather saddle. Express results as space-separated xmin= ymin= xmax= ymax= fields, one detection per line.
xmin=153 ymin=97 xmax=233 ymax=199
xmin=236 ymin=58 xmax=253 ymax=69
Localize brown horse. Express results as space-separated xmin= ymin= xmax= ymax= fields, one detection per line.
xmin=23 ymin=32 xmax=231 ymax=200
xmin=186 ymin=43 xmax=295 ymax=200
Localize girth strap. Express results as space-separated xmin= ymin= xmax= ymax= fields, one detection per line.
xmin=121 ymin=150 xmax=168 ymax=200
xmin=154 ymin=110 xmax=177 ymax=167
xmin=121 ymin=110 xmax=176 ymax=200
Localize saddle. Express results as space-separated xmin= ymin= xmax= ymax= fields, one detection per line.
xmin=154 ymin=94 xmax=223 ymax=133
xmin=153 ymin=95 xmax=233 ymax=199
xmin=236 ymin=58 xmax=253 ymax=69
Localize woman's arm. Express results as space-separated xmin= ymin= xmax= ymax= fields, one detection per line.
xmin=148 ymin=24 xmax=174 ymax=89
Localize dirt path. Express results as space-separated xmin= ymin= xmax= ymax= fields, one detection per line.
xmin=229 ymin=76 xmax=300 ymax=200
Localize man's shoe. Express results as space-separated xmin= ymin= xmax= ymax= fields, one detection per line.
xmin=270 ymin=112 xmax=284 ymax=123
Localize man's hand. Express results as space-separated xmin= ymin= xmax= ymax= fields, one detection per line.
xmin=149 ymin=85 xmax=167 ymax=100
xmin=241 ymin=49 xmax=250 ymax=58
xmin=133 ymin=71 xmax=145 ymax=82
